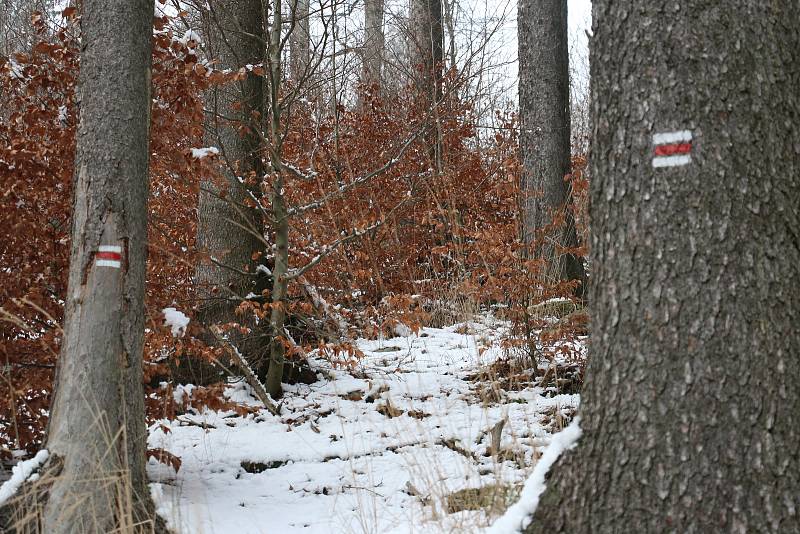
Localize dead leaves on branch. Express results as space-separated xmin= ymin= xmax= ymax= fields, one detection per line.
xmin=1 ymin=10 xmax=589 ymax=456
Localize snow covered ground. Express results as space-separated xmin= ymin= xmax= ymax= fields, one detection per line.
xmin=148 ymin=319 xmax=583 ymax=533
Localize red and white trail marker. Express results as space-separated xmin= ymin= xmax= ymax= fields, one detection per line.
xmin=652 ymin=130 xmax=692 ymax=168
xmin=95 ymin=245 xmax=122 ymax=268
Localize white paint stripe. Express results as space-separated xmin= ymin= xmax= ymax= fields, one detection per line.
xmin=653 ymin=154 xmax=691 ymax=168
xmin=98 ymin=245 xmax=122 ymax=253
xmin=653 ymin=130 xmax=692 ymax=145
xmin=96 ymin=259 xmax=121 ymax=268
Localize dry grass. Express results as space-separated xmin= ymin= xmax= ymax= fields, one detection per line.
xmin=2 ymin=406 xmax=165 ymax=534
xmin=3 ymin=465 xmax=161 ymax=533
xmin=444 ymin=484 xmax=522 ymax=515
xmin=422 ymin=276 xmax=481 ymax=329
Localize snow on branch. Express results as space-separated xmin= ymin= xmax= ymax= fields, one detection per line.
xmin=298 ymin=275 xmax=350 ymax=340
xmin=162 ymin=307 xmax=190 ymax=337
xmin=205 ymin=328 xmax=280 ymax=416
xmin=0 ymin=449 xmax=49 ymax=506
xmin=281 ymin=161 xmax=318 ymax=182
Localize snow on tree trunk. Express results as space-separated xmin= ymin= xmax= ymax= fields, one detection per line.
xmin=518 ymin=0 xmax=586 ymax=297
xmin=41 ymin=0 xmax=155 ymax=531
xmin=528 ymin=1 xmax=800 ymax=531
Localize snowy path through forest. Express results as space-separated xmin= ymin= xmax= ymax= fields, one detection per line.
xmin=148 ymin=321 xmax=582 ymax=534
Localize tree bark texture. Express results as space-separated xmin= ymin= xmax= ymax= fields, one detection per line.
xmin=409 ymin=0 xmax=444 ymax=177
xmin=289 ymin=0 xmax=310 ymax=82
xmin=409 ymin=0 xmax=443 ymax=102
xmin=196 ymin=0 xmax=267 ymax=377
xmin=518 ymin=0 xmax=586 ymax=297
xmin=529 ymin=1 xmax=800 ymax=532
xmin=361 ymin=0 xmax=385 ymax=94
xmin=41 ymin=0 xmax=155 ymax=531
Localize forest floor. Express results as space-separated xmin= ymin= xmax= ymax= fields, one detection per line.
xmin=147 ymin=318 xmax=584 ymax=533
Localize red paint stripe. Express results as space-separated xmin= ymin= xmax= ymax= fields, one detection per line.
xmin=654 ymin=142 xmax=692 ymax=157
xmin=96 ymin=251 xmax=122 ymax=261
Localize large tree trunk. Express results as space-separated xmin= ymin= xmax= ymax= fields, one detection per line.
xmin=518 ymin=0 xmax=586 ymax=298
xmin=196 ymin=0 xmax=267 ymax=378
xmin=289 ymin=0 xmax=310 ymax=82
xmin=40 ymin=0 xmax=155 ymax=531
xmin=528 ymin=1 xmax=800 ymax=532
xmin=361 ymin=0 xmax=385 ymax=95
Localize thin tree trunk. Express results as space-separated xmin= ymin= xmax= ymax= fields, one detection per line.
xmin=441 ymin=0 xmax=456 ymax=71
xmin=196 ymin=0 xmax=267 ymax=377
xmin=41 ymin=0 xmax=155 ymax=531
xmin=360 ymin=0 xmax=385 ymax=96
xmin=529 ymin=1 xmax=800 ymax=531
xmin=518 ymin=0 xmax=586 ymax=298
xmin=289 ymin=0 xmax=310 ymax=82
xmin=264 ymin=0 xmax=289 ymax=398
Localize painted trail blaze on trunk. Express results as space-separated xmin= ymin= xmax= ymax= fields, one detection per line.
xmin=527 ymin=1 xmax=800 ymax=532
xmin=652 ymin=129 xmax=692 ymax=167
xmin=37 ymin=0 xmax=156 ymax=530
xmin=95 ymin=245 xmax=123 ymax=268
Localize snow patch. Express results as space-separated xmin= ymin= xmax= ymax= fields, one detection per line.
xmin=190 ymin=146 xmax=219 ymax=159
xmin=178 ymin=29 xmax=202 ymax=46
xmin=393 ymin=322 xmax=413 ymax=337
xmin=147 ymin=322 xmax=585 ymax=533
xmin=163 ymin=307 xmax=190 ymax=337
xmin=486 ymin=416 xmax=583 ymax=533
xmin=173 ymin=384 xmax=196 ymax=405
xmin=0 ymin=449 xmax=49 ymax=506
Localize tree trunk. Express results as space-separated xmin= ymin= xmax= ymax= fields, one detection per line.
xmin=528 ymin=1 xmax=800 ymax=532
xmin=40 ymin=0 xmax=155 ymax=531
xmin=361 ymin=0 xmax=385 ymax=95
xmin=409 ymin=0 xmax=443 ymax=102
xmin=264 ymin=0 xmax=289 ymax=398
xmin=196 ymin=0 xmax=267 ymax=378
xmin=409 ymin=0 xmax=444 ymax=190
xmin=518 ymin=0 xmax=586 ymax=298
xmin=441 ymin=0 xmax=456 ymax=71
xmin=289 ymin=0 xmax=310 ymax=82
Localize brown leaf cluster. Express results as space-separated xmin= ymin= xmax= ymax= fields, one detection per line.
xmin=0 ymin=12 xmax=588 ymax=457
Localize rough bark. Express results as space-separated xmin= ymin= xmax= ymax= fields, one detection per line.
xmin=528 ymin=1 xmax=800 ymax=532
xmin=361 ymin=0 xmax=385 ymax=94
xmin=196 ymin=0 xmax=267 ymax=379
xmin=289 ymin=0 xmax=310 ymax=82
xmin=409 ymin=0 xmax=444 ymax=185
xmin=518 ymin=0 xmax=586 ymax=298
xmin=409 ymin=0 xmax=443 ymax=102
xmin=40 ymin=0 xmax=155 ymax=531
